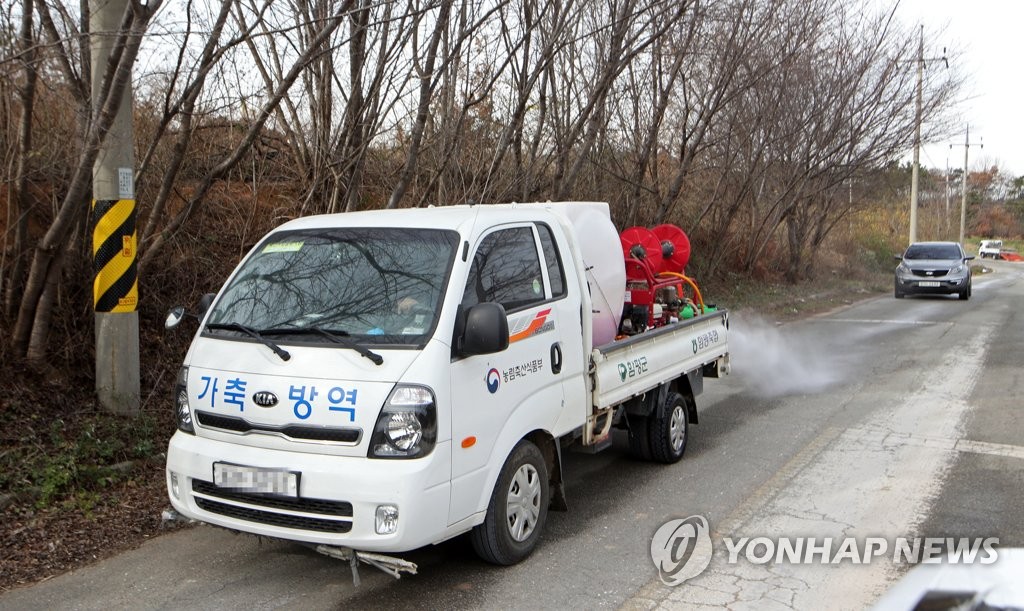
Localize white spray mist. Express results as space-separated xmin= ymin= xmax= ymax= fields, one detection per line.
xmin=728 ymin=314 xmax=843 ymax=398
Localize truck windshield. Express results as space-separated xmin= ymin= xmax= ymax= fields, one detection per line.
xmin=206 ymin=227 xmax=458 ymax=346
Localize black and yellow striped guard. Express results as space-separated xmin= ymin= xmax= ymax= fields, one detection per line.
xmin=92 ymin=199 xmax=138 ymax=312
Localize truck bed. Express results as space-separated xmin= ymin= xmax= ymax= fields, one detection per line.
xmin=590 ymin=310 xmax=729 ymax=410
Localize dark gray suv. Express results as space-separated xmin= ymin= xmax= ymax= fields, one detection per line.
xmin=894 ymin=241 xmax=974 ymax=300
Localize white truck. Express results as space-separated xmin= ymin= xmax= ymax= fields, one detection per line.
xmin=978 ymin=240 xmax=1002 ymax=259
xmin=164 ymin=202 xmax=729 ymax=577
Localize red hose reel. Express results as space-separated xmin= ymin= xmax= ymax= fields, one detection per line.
xmin=619 ymin=224 xmax=691 ymax=276
xmin=618 ymin=224 xmax=700 ymax=334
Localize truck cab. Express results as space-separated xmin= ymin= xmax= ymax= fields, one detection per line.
xmin=166 ymin=205 xmax=596 ymax=561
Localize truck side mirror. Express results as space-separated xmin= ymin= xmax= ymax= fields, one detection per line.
xmin=461 ymin=303 xmax=509 ymax=356
xmin=165 ymin=292 xmax=217 ymax=331
xmin=165 ymin=306 xmax=186 ymax=330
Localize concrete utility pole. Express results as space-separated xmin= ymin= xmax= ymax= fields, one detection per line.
xmin=944 ymin=158 xmax=951 ymax=238
xmin=91 ymin=0 xmax=140 ymax=413
xmin=957 ymin=125 xmax=982 ymax=246
xmin=908 ymin=26 xmax=924 ymax=245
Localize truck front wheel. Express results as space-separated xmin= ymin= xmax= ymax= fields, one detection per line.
xmin=648 ymin=392 xmax=689 ymax=464
xmin=471 ymin=440 xmax=549 ymax=565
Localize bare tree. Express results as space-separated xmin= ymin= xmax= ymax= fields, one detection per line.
xmin=137 ymin=0 xmax=242 ymax=248
xmin=139 ymin=0 xmax=351 ymax=269
xmin=13 ymin=0 xmax=164 ymax=362
xmin=385 ymin=0 xmax=452 ymax=209
xmin=3 ymin=0 xmax=38 ymax=320
xmin=753 ymin=3 xmax=958 ymax=279
xmin=476 ymin=0 xmax=579 ymax=203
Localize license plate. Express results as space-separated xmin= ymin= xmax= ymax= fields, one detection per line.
xmin=918 ymin=281 xmax=941 ymax=287
xmin=213 ymin=463 xmax=299 ymax=497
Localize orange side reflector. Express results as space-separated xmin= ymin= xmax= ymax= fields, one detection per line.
xmin=461 ymin=436 xmax=476 ymax=449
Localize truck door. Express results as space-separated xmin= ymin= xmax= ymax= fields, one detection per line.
xmin=448 ymin=222 xmax=583 ymax=524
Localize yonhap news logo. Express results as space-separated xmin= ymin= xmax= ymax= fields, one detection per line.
xmin=650 ymin=515 xmax=713 ymax=586
xmin=721 ymin=535 xmax=999 ymax=566
xmin=649 ymin=515 xmax=1000 ymax=587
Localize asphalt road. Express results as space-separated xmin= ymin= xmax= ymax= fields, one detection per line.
xmin=3 ymin=261 xmax=1023 ymax=610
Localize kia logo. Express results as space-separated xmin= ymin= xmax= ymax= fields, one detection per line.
xmin=252 ymin=391 xmax=278 ymax=407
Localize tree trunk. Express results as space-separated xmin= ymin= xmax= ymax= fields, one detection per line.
xmin=4 ymin=0 xmax=38 ymax=321
xmin=341 ymin=0 xmax=369 ymax=212
xmin=387 ymin=0 xmax=453 ymax=209
xmin=25 ymin=247 xmax=65 ymax=362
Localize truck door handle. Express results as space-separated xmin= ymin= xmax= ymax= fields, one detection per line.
xmin=550 ymin=342 xmax=562 ymax=374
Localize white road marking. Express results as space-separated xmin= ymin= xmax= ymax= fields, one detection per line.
xmin=815 ymin=319 xmax=952 ymax=326
xmin=843 ymin=427 xmax=1024 ymax=461
xmin=955 ymin=438 xmax=1024 ymax=461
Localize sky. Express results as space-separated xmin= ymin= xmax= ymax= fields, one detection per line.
xmin=894 ymin=0 xmax=1023 ymax=177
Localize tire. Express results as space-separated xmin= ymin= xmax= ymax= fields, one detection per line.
xmin=471 ymin=440 xmax=549 ymax=565
xmin=648 ymin=392 xmax=689 ymax=464
xmin=627 ymin=415 xmax=652 ymax=460
xmin=959 ymin=287 xmax=970 ymax=300
xmin=894 ymin=280 xmax=905 ymax=299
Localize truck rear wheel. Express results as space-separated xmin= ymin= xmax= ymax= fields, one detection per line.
xmin=471 ymin=440 xmax=549 ymax=565
xmin=648 ymin=392 xmax=689 ymax=464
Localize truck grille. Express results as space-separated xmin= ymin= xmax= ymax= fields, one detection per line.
xmin=195 ymin=411 xmax=361 ymax=443
xmin=191 ymin=480 xmax=353 ymax=533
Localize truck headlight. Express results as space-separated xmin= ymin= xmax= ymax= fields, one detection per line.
xmin=175 ymin=366 xmax=195 ymax=434
xmin=368 ymin=385 xmax=437 ymax=459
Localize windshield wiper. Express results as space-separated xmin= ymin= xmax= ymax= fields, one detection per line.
xmin=205 ymin=322 xmax=291 ymax=361
xmin=264 ymin=327 xmax=384 ymax=366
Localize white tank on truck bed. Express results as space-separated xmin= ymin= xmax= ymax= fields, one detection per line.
xmin=529 ymin=202 xmax=625 ymax=346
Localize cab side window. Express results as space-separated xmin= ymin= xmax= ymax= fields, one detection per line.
xmin=537 ymin=223 xmax=566 ymax=299
xmin=462 ymin=227 xmax=545 ymax=312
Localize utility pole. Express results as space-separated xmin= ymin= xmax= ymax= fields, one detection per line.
xmin=91 ymin=0 xmax=140 ymax=414
xmin=908 ymin=26 xmax=923 ymax=245
xmin=907 ymin=27 xmax=948 ymax=244
xmin=944 ymin=157 xmax=951 ymax=238
xmin=957 ymin=125 xmax=982 ymax=246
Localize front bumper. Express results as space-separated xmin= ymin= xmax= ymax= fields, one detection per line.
xmin=895 ymin=274 xmax=969 ymax=294
xmin=166 ymin=431 xmax=452 ymax=552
